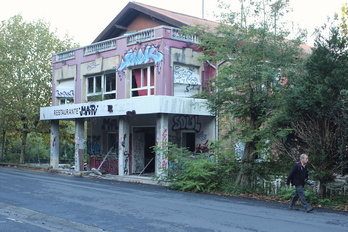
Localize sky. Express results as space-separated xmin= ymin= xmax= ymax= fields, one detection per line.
xmin=1 ymin=0 xmax=346 ymax=47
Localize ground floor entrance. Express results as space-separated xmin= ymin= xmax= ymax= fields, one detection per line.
xmin=42 ymin=97 xmax=215 ymax=176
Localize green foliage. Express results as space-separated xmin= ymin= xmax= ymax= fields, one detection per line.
xmin=0 ymin=14 xmax=78 ymax=163
xmin=183 ymin=0 xmax=306 ymax=186
xmin=154 ymin=142 xmax=221 ymax=193
xmin=277 ymin=22 xmax=348 ymax=196
xmin=278 ymin=187 xmax=294 ymax=200
xmin=3 ymin=133 xmax=49 ymax=163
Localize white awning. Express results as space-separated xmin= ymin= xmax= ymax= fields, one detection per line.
xmin=56 ymin=80 xmax=74 ymax=98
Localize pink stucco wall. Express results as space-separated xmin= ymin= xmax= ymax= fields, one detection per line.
xmin=52 ymin=26 xmax=214 ymax=106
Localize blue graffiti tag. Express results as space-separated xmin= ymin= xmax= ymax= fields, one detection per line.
xmin=117 ymin=44 xmax=164 ymax=77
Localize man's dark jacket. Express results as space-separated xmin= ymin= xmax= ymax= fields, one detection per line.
xmin=286 ymin=162 xmax=308 ymax=187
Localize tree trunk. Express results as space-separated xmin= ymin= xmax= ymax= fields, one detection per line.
xmin=235 ymin=141 xmax=257 ymax=186
xmin=318 ymin=181 xmax=327 ymax=198
xmin=1 ymin=129 xmax=5 ymax=160
xmin=20 ymin=131 xmax=28 ymax=164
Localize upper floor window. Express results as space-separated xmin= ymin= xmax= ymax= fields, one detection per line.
xmin=59 ymin=98 xmax=74 ymax=105
xmin=87 ymin=72 xmax=116 ymax=101
xmin=56 ymin=79 xmax=74 ymax=105
xmin=173 ymin=64 xmax=201 ymax=97
xmin=131 ymin=65 xmax=155 ymax=97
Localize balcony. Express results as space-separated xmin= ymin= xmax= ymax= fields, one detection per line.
xmin=53 ymin=26 xmax=199 ymax=63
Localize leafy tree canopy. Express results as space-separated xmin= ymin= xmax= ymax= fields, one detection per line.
xmin=0 ymin=15 xmax=78 ymax=163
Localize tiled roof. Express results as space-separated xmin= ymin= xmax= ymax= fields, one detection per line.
xmin=93 ymin=1 xmax=220 ymax=43
xmin=133 ymin=2 xmax=220 ymax=28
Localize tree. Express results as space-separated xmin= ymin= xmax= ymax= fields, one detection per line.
xmin=186 ymin=0 xmax=306 ymax=186
xmin=0 ymin=15 xmax=78 ymax=163
xmin=280 ymin=23 xmax=348 ymax=197
xmin=340 ymin=3 xmax=348 ymax=37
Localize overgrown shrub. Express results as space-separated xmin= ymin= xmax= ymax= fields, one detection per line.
xmin=154 ymin=142 xmax=220 ymax=192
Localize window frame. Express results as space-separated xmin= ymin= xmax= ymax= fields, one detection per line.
xmin=130 ymin=65 xmax=155 ymax=97
xmin=86 ymin=71 xmax=116 ymax=101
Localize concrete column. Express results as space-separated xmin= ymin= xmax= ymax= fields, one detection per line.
xmin=118 ymin=116 xmax=130 ymax=176
xmin=74 ymin=119 xmax=85 ymax=172
xmin=50 ymin=120 xmax=59 ymax=169
xmin=156 ymin=114 xmax=169 ymax=175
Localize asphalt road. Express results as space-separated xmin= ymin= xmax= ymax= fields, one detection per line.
xmin=0 ymin=167 xmax=347 ymax=232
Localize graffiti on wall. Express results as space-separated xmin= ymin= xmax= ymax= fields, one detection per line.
xmin=195 ymin=140 xmax=209 ymax=154
xmin=117 ymin=44 xmax=164 ymax=78
xmin=56 ymin=89 xmax=74 ymax=98
xmin=196 ymin=132 xmax=207 ymax=142
xmin=172 ymin=115 xmax=201 ymax=133
xmin=133 ymin=132 xmax=145 ymax=173
xmin=173 ymin=65 xmax=201 ymax=85
xmin=87 ymin=136 xmax=101 ymax=155
xmin=87 ymin=61 xmax=100 ymax=71
xmin=102 ymin=118 xmax=117 ymax=130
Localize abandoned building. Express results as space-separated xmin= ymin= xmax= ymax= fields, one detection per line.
xmin=40 ymin=2 xmax=220 ymax=176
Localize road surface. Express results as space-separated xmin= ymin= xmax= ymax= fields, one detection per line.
xmin=0 ymin=167 xmax=347 ymax=232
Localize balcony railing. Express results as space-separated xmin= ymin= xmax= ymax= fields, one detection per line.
xmin=54 ymin=27 xmax=201 ymax=63
xmin=56 ymin=51 xmax=75 ymax=62
xmin=84 ymin=39 xmax=117 ymax=56
xmin=127 ymin=29 xmax=155 ymax=45
xmin=171 ymin=28 xmax=199 ymax=44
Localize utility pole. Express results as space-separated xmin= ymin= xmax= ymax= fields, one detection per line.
xmin=202 ymin=0 xmax=205 ymax=18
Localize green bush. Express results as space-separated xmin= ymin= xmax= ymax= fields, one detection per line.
xmin=154 ymin=142 xmax=219 ymax=193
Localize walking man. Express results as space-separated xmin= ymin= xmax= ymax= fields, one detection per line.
xmin=286 ymin=154 xmax=314 ymax=212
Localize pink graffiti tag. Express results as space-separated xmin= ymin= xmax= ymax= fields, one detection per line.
xmin=161 ymin=129 xmax=168 ymax=148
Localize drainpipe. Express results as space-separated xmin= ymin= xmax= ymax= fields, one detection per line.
xmin=206 ymin=60 xmax=229 ymax=142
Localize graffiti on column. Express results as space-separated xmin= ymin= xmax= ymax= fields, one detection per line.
xmin=120 ymin=134 xmax=127 ymax=150
xmin=161 ymin=129 xmax=168 ymax=169
xmin=124 ymin=151 xmax=129 ymax=175
xmin=117 ymin=44 xmax=164 ymax=78
xmin=172 ymin=115 xmax=201 ymax=132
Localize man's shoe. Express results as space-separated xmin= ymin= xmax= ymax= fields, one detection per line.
xmin=305 ymin=206 xmax=314 ymax=213
xmin=289 ymin=205 xmax=299 ymax=210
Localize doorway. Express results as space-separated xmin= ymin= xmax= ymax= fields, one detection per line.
xmin=132 ymin=127 xmax=156 ymax=174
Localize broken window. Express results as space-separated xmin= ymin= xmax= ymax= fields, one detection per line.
xmin=86 ymin=72 xmax=116 ymax=101
xmin=182 ymin=132 xmax=196 ymax=153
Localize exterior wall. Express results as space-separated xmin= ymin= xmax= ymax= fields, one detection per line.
xmin=126 ymin=15 xmax=166 ymax=32
xmin=168 ymin=115 xmax=215 ymax=153
xmin=52 ymin=27 xmax=207 ymax=106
